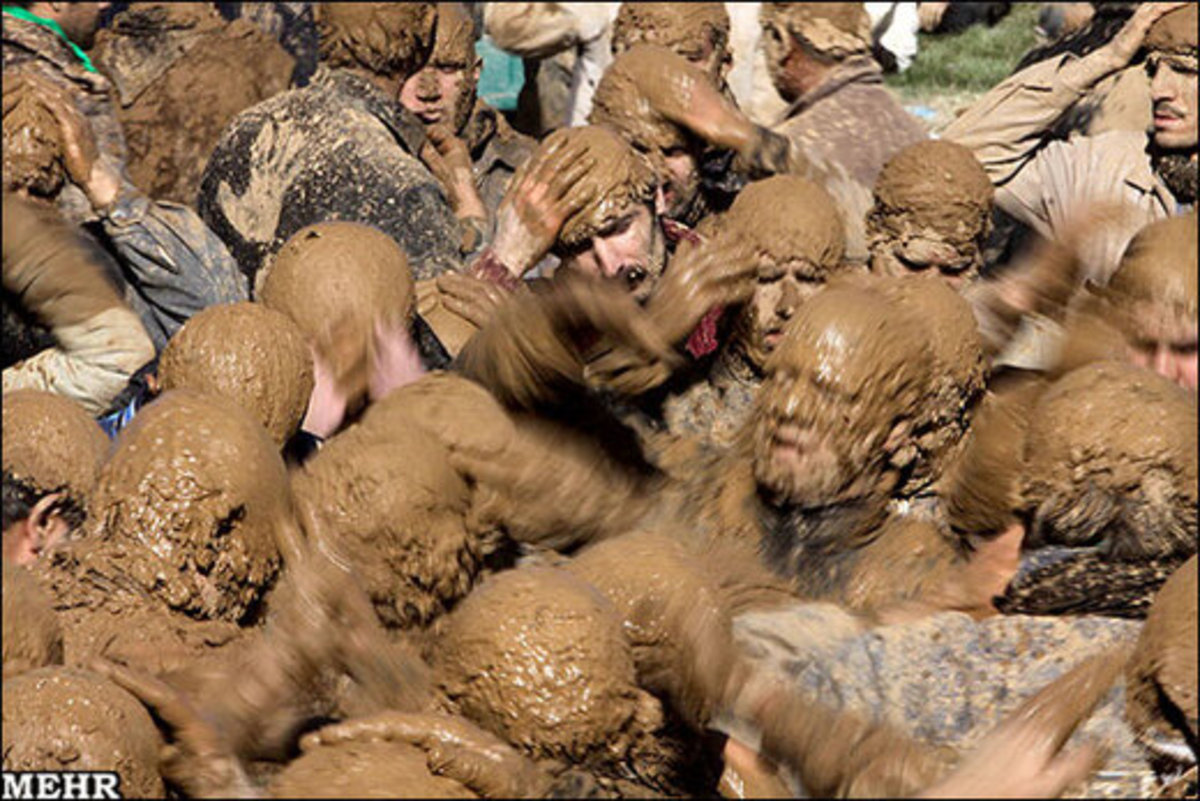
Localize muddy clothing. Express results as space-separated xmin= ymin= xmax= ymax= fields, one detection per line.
xmin=2 ymin=194 xmax=155 ymax=415
xmin=199 ymin=66 xmax=463 ymax=285
xmin=461 ymin=99 xmax=536 ymax=242
xmin=944 ymin=55 xmax=1188 ymax=286
xmin=1 ymin=11 xmax=126 ymax=227
xmin=216 ymin=1 xmax=319 ymax=88
xmin=661 ymin=345 xmax=759 ymax=450
xmin=773 ymin=56 xmax=926 ymax=263
xmin=91 ymin=3 xmax=295 ymax=206
xmin=100 ymin=185 xmax=249 ymax=351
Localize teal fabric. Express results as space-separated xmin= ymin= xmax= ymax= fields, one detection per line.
xmin=2 ymin=5 xmax=97 ymax=72
xmin=476 ymin=35 xmax=523 ymax=111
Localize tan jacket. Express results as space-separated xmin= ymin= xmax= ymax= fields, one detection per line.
xmin=944 ymin=56 xmax=1183 ymax=287
xmin=3 ymin=195 xmax=154 ymax=414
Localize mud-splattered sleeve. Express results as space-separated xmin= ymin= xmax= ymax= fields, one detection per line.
xmin=100 ymin=181 xmax=250 ymax=347
xmin=2 ymin=194 xmax=155 ymax=414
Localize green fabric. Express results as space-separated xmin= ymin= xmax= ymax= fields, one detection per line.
xmin=2 ymin=5 xmax=97 ymax=72
xmin=476 ymin=35 xmax=523 ymax=111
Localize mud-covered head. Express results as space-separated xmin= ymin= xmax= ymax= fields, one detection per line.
xmin=531 ymin=126 xmax=665 ymax=301
xmin=1022 ymin=361 xmax=1198 ymax=562
xmin=877 ymin=276 xmax=987 ymax=493
xmin=611 ymin=2 xmax=731 ymax=81
xmin=400 ymin=2 xmax=479 ymax=134
xmin=722 ymin=175 xmax=849 ymax=370
xmin=433 ymin=566 xmax=661 ymax=767
xmin=2 ymin=390 xmax=108 ymax=526
xmin=2 ymin=667 xmax=163 ymax=797
xmin=1104 ymin=213 xmax=1198 ymax=391
xmin=751 ymin=284 xmax=934 ymax=509
xmin=316 ymin=2 xmax=437 ymax=81
xmin=1145 ymin=5 xmax=1199 ymax=153
xmin=868 ymin=141 xmax=994 ymax=290
xmin=1125 ymin=555 xmax=1198 ymax=771
xmin=760 ymin=2 xmax=871 ymax=100
xmin=271 ymin=738 xmax=471 ymax=798
xmin=292 ymin=419 xmax=479 ymax=629
xmin=2 ymin=561 xmax=63 ymax=680
xmin=1 ymin=78 xmax=66 ymax=198
xmin=590 ymin=45 xmax=724 ymax=227
xmin=158 ymin=302 xmax=315 ymax=447
xmin=260 ymin=221 xmax=416 ymax=406
xmin=87 ymin=389 xmax=289 ymax=622
xmin=939 ymin=376 xmax=1045 ymax=542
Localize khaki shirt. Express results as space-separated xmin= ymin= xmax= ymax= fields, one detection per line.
xmin=944 ymin=56 xmax=1186 ymax=287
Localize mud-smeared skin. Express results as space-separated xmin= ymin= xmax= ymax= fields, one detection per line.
xmin=292 ymin=419 xmax=481 ymax=629
xmin=751 ymin=285 xmax=932 ymax=514
xmin=433 ymin=567 xmax=660 ymax=769
xmin=1105 ymin=213 xmax=1198 ymax=344
xmin=428 ymin=2 xmax=477 ymax=134
xmin=939 ymin=376 xmax=1045 ymax=540
xmin=259 ymin=221 xmax=416 ymax=403
xmin=315 ymin=2 xmax=436 ymax=79
xmin=270 ymin=739 xmax=475 ymax=799
xmin=610 ymin=2 xmax=729 ymax=58
xmin=1 ymin=81 xmax=66 ymax=196
xmin=529 ymin=126 xmax=657 ymax=252
xmin=1022 ymin=361 xmax=1198 ymax=561
xmin=867 ymin=141 xmax=993 ymax=283
xmin=2 ymin=389 xmax=109 ymax=510
xmin=876 ymin=276 xmax=987 ymax=495
xmin=158 ymin=302 xmax=314 ymax=447
xmin=1145 ymin=3 xmax=1198 ymax=54
xmin=2 ymin=561 xmax=63 ymax=679
xmin=760 ymin=2 xmax=873 ymax=56
xmin=1125 ymin=556 xmax=1198 ymax=769
xmin=2 ymin=667 xmax=164 ymax=798
xmin=87 ymin=389 xmax=287 ymax=622
xmin=91 ymin=3 xmax=294 ymax=204
xmin=590 ymin=45 xmax=701 ymax=156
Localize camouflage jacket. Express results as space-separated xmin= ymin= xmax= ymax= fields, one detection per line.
xmin=199 ymin=65 xmax=464 ymax=285
xmin=2 ymin=12 xmax=126 ymax=226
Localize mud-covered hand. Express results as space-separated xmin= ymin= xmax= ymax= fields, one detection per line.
xmin=16 ymin=72 xmax=120 ymax=210
xmin=646 ymin=226 xmax=757 ymax=347
xmin=301 ymin=712 xmax=552 ymax=799
xmin=90 ymin=659 xmax=260 ymax=799
xmin=436 ymin=272 xmax=514 ymax=330
xmin=421 ymin=123 xmax=486 ymax=221
xmin=490 ymin=136 xmax=598 ymax=277
xmin=368 ymin=315 xmax=425 ymax=403
xmin=1106 ymin=2 xmax=1188 ymax=66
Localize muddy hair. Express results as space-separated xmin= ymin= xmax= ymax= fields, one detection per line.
xmin=315 ymin=2 xmax=436 ymax=80
xmin=2 ymin=470 xmax=85 ymax=531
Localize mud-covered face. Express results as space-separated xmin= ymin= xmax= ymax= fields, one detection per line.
xmin=558 ymin=202 xmax=667 ymax=304
xmin=659 ymin=143 xmax=703 ymax=223
xmin=738 ymin=257 xmax=825 ymax=369
xmin=751 ymin=289 xmax=928 ymax=509
xmin=400 ymin=56 xmax=479 ymax=134
xmin=1148 ymin=52 xmax=1199 ymax=150
xmin=869 ymin=218 xmax=984 ymax=291
xmin=1122 ymin=300 xmax=1199 ymax=390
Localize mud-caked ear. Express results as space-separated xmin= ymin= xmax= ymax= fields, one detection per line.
xmin=27 ymin=491 xmax=69 ymax=555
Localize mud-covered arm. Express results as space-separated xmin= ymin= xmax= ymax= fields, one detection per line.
xmin=944 ymin=3 xmax=1183 ymax=185
xmin=99 ymin=181 xmax=249 ymax=348
xmin=2 ymin=194 xmax=155 ymax=415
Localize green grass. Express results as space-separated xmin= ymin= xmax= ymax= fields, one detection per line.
xmin=885 ymin=2 xmax=1043 ymax=131
xmin=887 ymin=2 xmax=1042 ymax=94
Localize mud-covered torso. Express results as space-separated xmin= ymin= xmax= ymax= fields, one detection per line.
xmin=92 ymin=5 xmax=295 ymax=205
xmin=198 ymin=66 xmax=462 ymax=284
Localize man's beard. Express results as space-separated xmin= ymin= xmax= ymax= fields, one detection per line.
xmin=1150 ymin=144 xmax=1198 ymax=205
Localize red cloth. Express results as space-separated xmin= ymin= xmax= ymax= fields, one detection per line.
xmin=663 ymin=218 xmax=725 ymax=359
xmin=467 ymin=247 xmax=522 ymax=292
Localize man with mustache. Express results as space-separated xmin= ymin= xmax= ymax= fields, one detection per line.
xmin=945 ymin=2 xmax=1196 ymax=287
